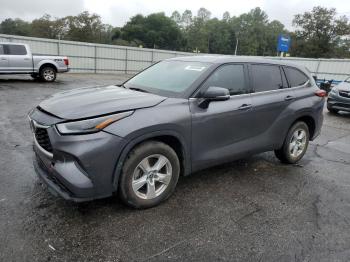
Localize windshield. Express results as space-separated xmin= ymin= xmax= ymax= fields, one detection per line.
xmin=124 ymin=60 xmax=210 ymax=96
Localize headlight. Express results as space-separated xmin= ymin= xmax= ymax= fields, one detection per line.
xmin=56 ymin=111 xmax=133 ymax=135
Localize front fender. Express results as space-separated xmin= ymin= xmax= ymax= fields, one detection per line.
xmin=111 ymin=129 xmax=191 ymax=191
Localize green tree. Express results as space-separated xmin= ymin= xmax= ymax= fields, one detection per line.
xmin=231 ymin=7 xmax=270 ymax=55
xmin=171 ymin=11 xmax=182 ymax=26
xmin=31 ymin=14 xmax=66 ymax=39
xmin=206 ymin=18 xmax=235 ymax=54
xmin=222 ymin=11 xmax=231 ymax=21
xmin=0 ymin=18 xmax=31 ymax=36
xmin=121 ymin=13 xmax=183 ymax=50
xmin=292 ymin=6 xmax=350 ymax=58
xmin=181 ymin=10 xmax=193 ymax=28
xmin=63 ymin=11 xmax=107 ymax=43
xmin=197 ymin=8 xmax=211 ymax=21
xmin=186 ymin=13 xmax=209 ymax=52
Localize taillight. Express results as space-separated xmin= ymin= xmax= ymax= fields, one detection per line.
xmin=64 ymin=58 xmax=69 ymax=66
xmin=315 ymin=89 xmax=327 ymax=97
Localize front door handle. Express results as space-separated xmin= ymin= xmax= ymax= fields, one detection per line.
xmin=24 ymin=58 xmax=30 ymax=61
xmin=284 ymin=95 xmax=294 ymax=101
xmin=238 ymin=104 xmax=252 ymax=110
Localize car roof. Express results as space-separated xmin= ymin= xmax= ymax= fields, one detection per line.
xmin=167 ymin=55 xmax=304 ymax=70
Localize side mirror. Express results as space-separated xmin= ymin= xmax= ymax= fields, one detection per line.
xmin=198 ymin=86 xmax=230 ymax=108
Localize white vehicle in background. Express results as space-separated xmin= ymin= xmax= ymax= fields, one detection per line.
xmin=0 ymin=43 xmax=69 ymax=82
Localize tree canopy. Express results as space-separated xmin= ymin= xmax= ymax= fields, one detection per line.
xmin=292 ymin=6 xmax=350 ymax=58
xmin=1 ymin=7 xmax=349 ymax=58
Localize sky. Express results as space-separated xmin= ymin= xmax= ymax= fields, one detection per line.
xmin=0 ymin=0 xmax=350 ymax=29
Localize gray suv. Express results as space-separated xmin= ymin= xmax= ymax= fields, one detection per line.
xmin=28 ymin=56 xmax=325 ymax=208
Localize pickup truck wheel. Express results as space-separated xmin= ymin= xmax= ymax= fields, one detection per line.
xmin=40 ymin=66 xmax=56 ymax=82
xmin=119 ymin=141 xmax=180 ymax=209
xmin=274 ymin=121 xmax=309 ymax=164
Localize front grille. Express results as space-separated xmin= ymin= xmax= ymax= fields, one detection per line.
xmin=36 ymin=156 xmax=73 ymax=196
xmin=339 ymin=91 xmax=350 ymax=98
xmin=333 ymin=102 xmax=350 ymax=108
xmin=35 ymin=127 xmax=53 ymax=153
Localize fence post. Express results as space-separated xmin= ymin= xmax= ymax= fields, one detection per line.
xmin=315 ymin=59 xmax=321 ymax=78
xmin=57 ymin=41 xmax=60 ymax=56
xmin=125 ymin=48 xmax=128 ymax=74
xmin=94 ymin=45 xmax=97 ymax=74
xmin=151 ymin=49 xmax=154 ymax=63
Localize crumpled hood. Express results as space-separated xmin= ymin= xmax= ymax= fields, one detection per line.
xmin=336 ymin=82 xmax=350 ymax=92
xmin=39 ymin=85 xmax=166 ymax=120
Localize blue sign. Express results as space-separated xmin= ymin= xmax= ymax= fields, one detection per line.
xmin=277 ymin=34 xmax=291 ymax=52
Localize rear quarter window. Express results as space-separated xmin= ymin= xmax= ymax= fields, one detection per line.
xmin=284 ymin=67 xmax=309 ymax=87
xmin=0 ymin=45 xmax=4 ymax=55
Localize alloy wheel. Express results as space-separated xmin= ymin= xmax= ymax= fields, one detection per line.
xmin=289 ymin=129 xmax=307 ymax=158
xmin=132 ymin=154 xmax=172 ymax=200
xmin=43 ymin=69 xmax=55 ymax=81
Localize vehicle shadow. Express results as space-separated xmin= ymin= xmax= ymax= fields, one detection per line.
xmin=0 ymin=78 xmax=39 ymax=83
xmin=0 ymin=77 xmax=64 ymax=88
xmin=326 ymin=111 xmax=350 ymax=119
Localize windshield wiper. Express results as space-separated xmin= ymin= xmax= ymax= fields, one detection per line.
xmin=128 ymin=87 xmax=149 ymax=93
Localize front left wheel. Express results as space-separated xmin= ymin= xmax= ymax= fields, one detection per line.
xmin=119 ymin=141 xmax=180 ymax=209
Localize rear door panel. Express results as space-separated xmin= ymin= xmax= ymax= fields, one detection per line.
xmin=248 ymin=64 xmax=295 ymax=150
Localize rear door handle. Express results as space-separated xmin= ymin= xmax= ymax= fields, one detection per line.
xmin=238 ymin=104 xmax=252 ymax=110
xmin=284 ymin=95 xmax=294 ymax=101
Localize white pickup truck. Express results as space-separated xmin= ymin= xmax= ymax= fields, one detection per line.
xmin=0 ymin=42 xmax=69 ymax=82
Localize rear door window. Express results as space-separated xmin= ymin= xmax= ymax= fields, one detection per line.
xmin=284 ymin=67 xmax=309 ymax=87
xmin=251 ymin=64 xmax=283 ymax=92
xmin=4 ymin=44 xmax=27 ymax=55
xmin=202 ymin=64 xmax=247 ymax=95
xmin=0 ymin=45 xmax=4 ymax=55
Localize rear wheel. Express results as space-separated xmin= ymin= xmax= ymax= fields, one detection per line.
xmin=275 ymin=121 xmax=310 ymax=164
xmin=40 ymin=66 xmax=56 ymax=82
xmin=119 ymin=141 xmax=180 ymax=209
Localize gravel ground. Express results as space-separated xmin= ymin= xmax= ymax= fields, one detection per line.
xmin=0 ymin=73 xmax=350 ymax=262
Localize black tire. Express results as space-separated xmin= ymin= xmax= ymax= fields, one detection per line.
xmin=119 ymin=141 xmax=180 ymax=209
xmin=327 ymin=105 xmax=339 ymax=114
xmin=274 ymin=121 xmax=310 ymax=164
xmin=39 ymin=66 xmax=57 ymax=82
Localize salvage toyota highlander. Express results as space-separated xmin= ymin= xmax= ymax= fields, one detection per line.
xmin=28 ymin=56 xmax=325 ymax=208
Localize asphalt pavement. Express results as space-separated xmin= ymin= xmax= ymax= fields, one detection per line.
xmin=0 ymin=73 xmax=350 ymax=262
